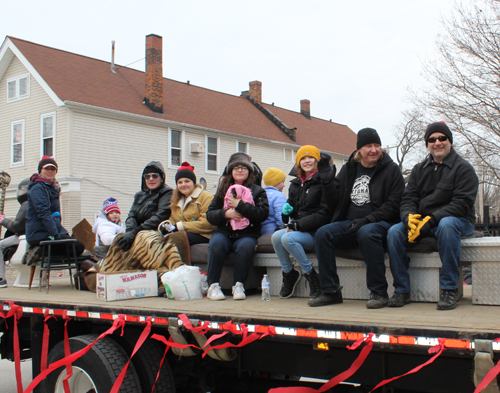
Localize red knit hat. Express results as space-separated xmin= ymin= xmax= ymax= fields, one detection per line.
xmin=102 ymin=197 xmax=121 ymax=215
xmin=175 ymin=162 xmax=196 ymax=184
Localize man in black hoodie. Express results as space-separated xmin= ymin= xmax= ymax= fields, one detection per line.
xmin=387 ymin=122 xmax=478 ymax=311
xmin=309 ymin=128 xmax=405 ymax=309
xmin=117 ymin=161 xmax=173 ymax=251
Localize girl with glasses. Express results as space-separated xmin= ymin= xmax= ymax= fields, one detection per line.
xmin=206 ymin=153 xmax=269 ymax=301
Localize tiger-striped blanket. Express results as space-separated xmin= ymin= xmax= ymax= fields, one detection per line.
xmin=85 ymin=230 xmax=190 ymax=293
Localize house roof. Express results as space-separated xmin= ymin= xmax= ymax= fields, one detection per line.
xmin=5 ymin=36 xmax=356 ymax=156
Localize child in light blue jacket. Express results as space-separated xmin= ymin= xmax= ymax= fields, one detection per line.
xmin=261 ymin=168 xmax=287 ymax=235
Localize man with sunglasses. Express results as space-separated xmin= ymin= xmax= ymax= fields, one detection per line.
xmin=387 ymin=122 xmax=478 ymax=310
xmin=117 ymin=161 xmax=173 ymax=251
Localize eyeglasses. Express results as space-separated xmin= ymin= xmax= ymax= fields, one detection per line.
xmin=233 ymin=166 xmax=249 ymax=172
xmin=144 ymin=173 xmax=160 ymax=180
xmin=428 ymin=136 xmax=448 ymax=143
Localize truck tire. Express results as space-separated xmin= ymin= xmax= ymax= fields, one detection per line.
xmin=111 ymin=329 xmax=176 ymax=392
xmin=42 ymin=334 xmax=142 ymax=393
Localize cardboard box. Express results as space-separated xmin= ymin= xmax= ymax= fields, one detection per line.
xmin=96 ymin=270 xmax=158 ymax=301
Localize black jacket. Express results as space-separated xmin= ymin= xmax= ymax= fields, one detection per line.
xmin=2 ymin=192 xmax=28 ymax=237
xmin=401 ymin=148 xmax=478 ymax=226
xmin=285 ymin=171 xmax=332 ymax=232
xmin=325 ymin=152 xmax=405 ymax=224
xmin=207 ymin=183 xmax=269 ymax=239
xmin=125 ymin=161 xmax=173 ymax=232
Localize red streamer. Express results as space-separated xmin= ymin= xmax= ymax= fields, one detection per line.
xmin=369 ymin=338 xmax=446 ymax=392
xmin=0 ymin=302 xmax=24 ymax=393
xmin=152 ymin=336 xmax=173 ymax=393
xmin=23 ymin=314 xmax=126 ymax=393
xmin=61 ymin=311 xmax=73 ymax=393
xmin=110 ymin=317 xmax=153 ymax=393
xmin=41 ymin=309 xmax=56 ymax=372
xmin=269 ymin=334 xmax=375 ymax=393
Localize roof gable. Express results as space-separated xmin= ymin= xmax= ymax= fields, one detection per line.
xmin=3 ymin=36 xmax=356 ymax=155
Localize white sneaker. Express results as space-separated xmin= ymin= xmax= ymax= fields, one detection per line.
xmin=207 ymin=283 xmax=225 ymax=301
xmin=232 ymin=282 xmax=246 ymax=300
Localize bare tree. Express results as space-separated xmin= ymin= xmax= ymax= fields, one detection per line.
xmin=391 ymin=108 xmax=428 ymax=179
xmin=412 ymin=0 xmax=500 ymax=181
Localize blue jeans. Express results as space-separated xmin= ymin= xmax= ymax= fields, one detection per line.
xmin=272 ymin=229 xmax=315 ymax=274
xmin=315 ymin=220 xmax=391 ymax=295
xmin=387 ymin=217 xmax=474 ymax=293
xmin=207 ymin=232 xmax=258 ymax=285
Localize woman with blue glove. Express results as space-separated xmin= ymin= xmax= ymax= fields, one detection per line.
xmin=271 ymin=145 xmax=335 ymax=299
xmin=26 ymin=156 xmax=85 ymax=256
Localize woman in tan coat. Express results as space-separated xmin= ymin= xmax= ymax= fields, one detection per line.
xmin=162 ymin=162 xmax=215 ymax=245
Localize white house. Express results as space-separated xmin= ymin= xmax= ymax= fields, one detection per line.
xmin=0 ymin=34 xmax=356 ymax=230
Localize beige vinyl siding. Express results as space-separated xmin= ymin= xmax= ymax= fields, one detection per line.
xmin=0 ymin=56 xmax=67 ymax=219
xmin=71 ymin=111 xmax=169 ymax=223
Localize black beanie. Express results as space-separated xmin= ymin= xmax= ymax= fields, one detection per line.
xmin=425 ymin=122 xmax=453 ymax=146
xmin=175 ymin=162 xmax=197 ymax=184
xmin=357 ymin=128 xmax=381 ymax=149
xmin=38 ymin=155 xmax=58 ymax=173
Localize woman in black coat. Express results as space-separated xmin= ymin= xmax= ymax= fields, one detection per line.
xmin=117 ymin=161 xmax=173 ymax=251
xmin=206 ymin=153 xmax=269 ymax=301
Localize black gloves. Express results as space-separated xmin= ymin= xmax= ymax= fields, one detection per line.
xmin=117 ymin=226 xmax=142 ymax=252
xmin=285 ymin=221 xmax=301 ymax=231
xmin=317 ymin=153 xmax=336 ymax=183
xmin=346 ymin=218 xmax=369 ymax=237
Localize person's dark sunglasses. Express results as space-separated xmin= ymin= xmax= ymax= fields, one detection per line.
xmin=144 ymin=173 xmax=160 ymax=180
xmin=428 ymin=136 xmax=448 ymax=143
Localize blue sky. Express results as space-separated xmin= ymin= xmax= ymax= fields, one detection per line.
xmin=1 ymin=0 xmax=456 ymax=147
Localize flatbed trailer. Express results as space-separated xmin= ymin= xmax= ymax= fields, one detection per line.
xmin=1 ymin=278 xmax=499 ymax=392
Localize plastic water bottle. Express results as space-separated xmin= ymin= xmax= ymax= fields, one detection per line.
xmin=261 ymin=274 xmax=270 ymax=302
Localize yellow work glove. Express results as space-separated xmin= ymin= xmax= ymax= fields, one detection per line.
xmin=408 ymin=216 xmax=432 ymax=243
xmin=407 ymin=213 xmax=421 ymax=242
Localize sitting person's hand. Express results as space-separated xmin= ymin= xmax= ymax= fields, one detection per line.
xmin=117 ymin=231 xmax=137 ymax=252
xmin=346 ymin=218 xmax=369 ymax=237
xmin=227 ymin=194 xmax=241 ymax=209
xmin=282 ymin=203 xmax=293 ymax=215
xmin=285 ymin=221 xmax=300 ymax=232
xmin=159 ymin=221 xmax=177 ymax=236
xmin=225 ymin=209 xmax=243 ymax=220
xmin=0 ymin=214 xmax=4 ymax=224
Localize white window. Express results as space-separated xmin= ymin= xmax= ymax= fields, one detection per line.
xmin=41 ymin=113 xmax=56 ymax=158
xmin=11 ymin=120 xmax=25 ymax=166
xmin=170 ymin=129 xmax=183 ymax=167
xmin=284 ymin=148 xmax=296 ymax=162
xmin=206 ymin=136 xmax=219 ymax=172
xmin=237 ymin=141 xmax=248 ymax=153
xmin=7 ymin=74 xmax=30 ymax=102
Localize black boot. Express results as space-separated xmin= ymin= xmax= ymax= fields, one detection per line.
xmin=303 ymin=268 xmax=321 ymax=299
xmin=437 ymin=289 xmax=459 ymax=310
xmin=279 ymin=269 xmax=301 ymax=299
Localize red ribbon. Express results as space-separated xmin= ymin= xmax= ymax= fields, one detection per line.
xmin=61 ymin=311 xmax=73 ymax=393
xmin=152 ymin=336 xmax=173 ymax=393
xmin=269 ymin=333 xmax=374 ymax=393
xmin=110 ymin=317 xmax=153 ymax=393
xmin=23 ymin=314 xmax=126 ymax=393
xmin=369 ymin=338 xmax=446 ymax=392
xmin=0 ymin=302 xmax=24 ymax=393
xmin=41 ymin=309 xmax=56 ymax=372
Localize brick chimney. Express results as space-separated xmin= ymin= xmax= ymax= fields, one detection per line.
xmin=300 ymin=99 xmax=311 ymax=119
xmin=249 ymin=81 xmax=262 ymax=104
xmin=144 ymin=34 xmax=163 ymax=113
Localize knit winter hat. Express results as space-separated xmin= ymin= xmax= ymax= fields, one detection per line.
xmin=102 ymin=197 xmax=121 ymax=215
xmin=424 ymin=122 xmax=453 ymax=146
xmin=227 ymin=152 xmax=253 ymax=173
xmin=295 ymin=145 xmax=320 ymax=165
xmin=175 ymin=162 xmax=196 ymax=184
xmin=263 ymin=168 xmax=286 ymax=187
xmin=38 ymin=155 xmax=58 ymax=173
xmin=357 ymin=128 xmax=381 ymax=149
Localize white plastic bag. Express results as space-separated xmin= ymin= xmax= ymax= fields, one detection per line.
xmin=161 ymin=265 xmax=203 ymax=300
